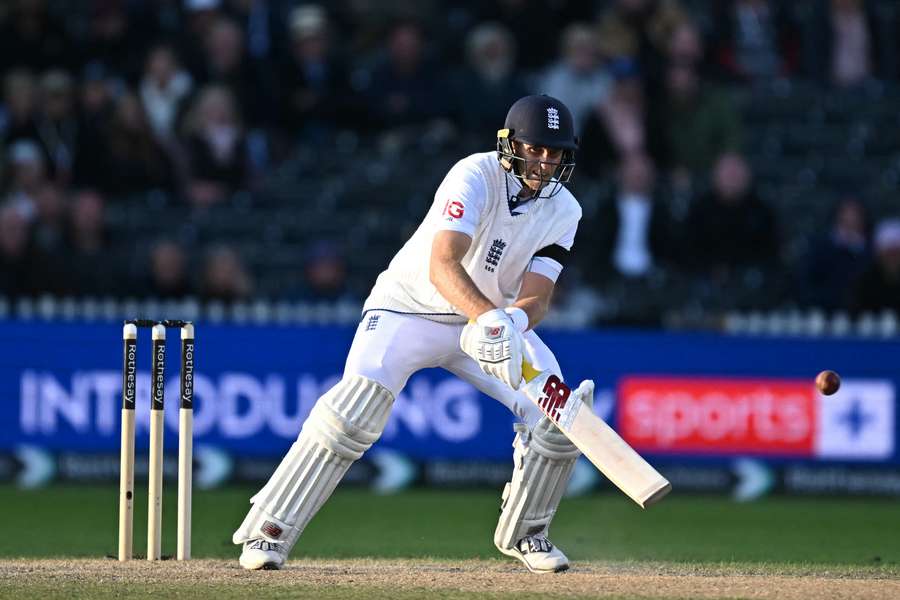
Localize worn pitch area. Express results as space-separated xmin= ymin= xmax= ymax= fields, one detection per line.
xmin=1 ymin=559 xmax=898 ymax=600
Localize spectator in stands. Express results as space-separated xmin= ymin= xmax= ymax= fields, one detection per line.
xmin=178 ymin=0 xmax=225 ymax=80
xmin=198 ymin=15 xmax=270 ymax=130
xmin=301 ymin=240 xmax=352 ymax=302
xmin=78 ymin=61 xmax=116 ymax=129
xmin=34 ymin=69 xmax=79 ymax=183
xmin=200 ymin=244 xmax=254 ymax=302
xmin=852 ymin=218 xmax=900 ymax=314
xmin=666 ymin=20 xmax=704 ymax=67
xmin=578 ymin=59 xmax=667 ymax=177
xmin=67 ymin=188 xmax=106 ymax=254
xmin=708 ymin=0 xmax=799 ymax=82
xmin=139 ymin=44 xmax=194 ymax=144
xmin=182 ymin=85 xmax=249 ymax=207
xmin=277 ymin=5 xmax=354 ymax=141
xmin=64 ymin=188 xmax=120 ymax=296
xmin=451 ymin=22 xmax=527 ymax=136
xmin=3 ymin=139 xmax=47 ymax=218
xmin=804 ymin=0 xmax=886 ymax=88
xmin=537 ymin=23 xmax=611 ymax=133
xmin=655 ymin=60 xmax=742 ymax=187
xmin=596 ymin=0 xmax=688 ymax=76
xmin=1 ymin=0 xmax=895 ymax=316
xmin=583 ymin=153 xmax=675 ymax=282
xmin=1 ymin=69 xmax=40 ymax=146
xmin=801 ymin=196 xmax=871 ymax=311
xmin=99 ymin=92 xmax=176 ymax=196
xmin=359 ymin=20 xmax=448 ymax=131
xmin=72 ymin=61 xmax=116 ymax=190
xmin=469 ymin=0 xmax=595 ymax=71
xmin=225 ymin=0 xmax=286 ymax=67
xmin=684 ymin=151 xmax=778 ymax=275
xmin=82 ymin=0 xmax=147 ymax=82
xmin=144 ymin=238 xmax=193 ymax=299
xmin=31 ymin=181 xmax=67 ymax=256
xmin=0 ymin=203 xmax=40 ymax=298
xmin=0 ymin=0 xmax=74 ymax=73
xmin=128 ymin=0 xmax=185 ymax=44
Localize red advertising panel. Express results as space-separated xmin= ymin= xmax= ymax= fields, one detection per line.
xmin=619 ymin=377 xmax=817 ymax=456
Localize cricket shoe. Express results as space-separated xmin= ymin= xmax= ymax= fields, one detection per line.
xmin=239 ymin=539 xmax=289 ymax=570
xmin=497 ymin=534 xmax=570 ymax=574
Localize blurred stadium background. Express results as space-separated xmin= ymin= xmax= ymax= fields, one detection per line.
xmin=1 ymin=0 xmax=900 ymax=567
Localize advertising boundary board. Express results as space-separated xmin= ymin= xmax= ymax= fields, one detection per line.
xmin=1 ymin=320 xmax=898 ymax=496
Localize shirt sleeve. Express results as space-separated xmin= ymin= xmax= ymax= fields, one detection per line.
xmin=526 ymin=217 xmax=579 ymax=282
xmin=553 ymin=219 xmax=578 ymax=251
xmin=430 ymin=160 xmax=487 ymax=237
xmin=527 ymin=256 xmax=564 ymax=282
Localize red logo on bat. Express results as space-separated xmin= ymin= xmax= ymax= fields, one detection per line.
xmin=538 ymin=375 xmax=571 ymax=423
xmin=443 ymin=200 xmax=465 ymax=219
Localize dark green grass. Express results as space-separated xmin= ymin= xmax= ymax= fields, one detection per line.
xmin=0 ymin=485 xmax=898 ymax=568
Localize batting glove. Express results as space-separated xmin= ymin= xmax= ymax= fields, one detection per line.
xmin=460 ymin=308 xmax=524 ymax=390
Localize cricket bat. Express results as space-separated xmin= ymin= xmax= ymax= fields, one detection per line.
xmin=521 ymin=361 xmax=671 ymax=508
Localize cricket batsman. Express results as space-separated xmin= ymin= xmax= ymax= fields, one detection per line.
xmin=233 ymin=95 xmax=595 ymax=574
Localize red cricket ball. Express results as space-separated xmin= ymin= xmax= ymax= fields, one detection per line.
xmin=815 ymin=370 xmax=841 ymax=395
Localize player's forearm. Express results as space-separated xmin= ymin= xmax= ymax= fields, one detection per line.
xmin=510 ymin=296 xmax=549 ymax=331
xmin=511 ymin=272 xmax=555 ymax=331
xmin=430 ymin=258 xmax=496 ymax=320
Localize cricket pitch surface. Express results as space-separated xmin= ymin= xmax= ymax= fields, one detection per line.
xmin=2 ymin=558 xmax=898 ymax=600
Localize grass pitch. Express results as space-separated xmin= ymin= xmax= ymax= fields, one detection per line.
xmin=0 ymin=485 xmax=897 ymax=599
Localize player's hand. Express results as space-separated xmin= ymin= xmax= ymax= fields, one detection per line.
xmin=460 ymin=308 xmax=524 ymax=389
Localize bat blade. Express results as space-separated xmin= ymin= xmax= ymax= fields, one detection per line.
xmin=521 ymin=362 xmax=671 ymax=508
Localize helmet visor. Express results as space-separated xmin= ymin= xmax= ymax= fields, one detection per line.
xmin=497 ymin=130 xmax=576 ymax=198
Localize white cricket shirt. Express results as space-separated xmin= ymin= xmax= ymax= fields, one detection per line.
xmin=363 ymin=151 xmax=582 ymax=323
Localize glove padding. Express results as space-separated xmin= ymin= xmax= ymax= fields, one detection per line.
xmin=460 ymin=308 xmax=524 ymax=389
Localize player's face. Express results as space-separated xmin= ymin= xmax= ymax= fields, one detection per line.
xmin=515 ymin=142 xmax=564 ymax=191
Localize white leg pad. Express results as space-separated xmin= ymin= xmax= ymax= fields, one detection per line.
xmin=233 ymin=375 xmax=394 ymax=553
xmin=494 ymin=416 xmax=581 ymax=550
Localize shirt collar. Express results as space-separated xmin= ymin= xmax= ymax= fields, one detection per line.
xmin=505 ymin=172 xmax=533 ymax=215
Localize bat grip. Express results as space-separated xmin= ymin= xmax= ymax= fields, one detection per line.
xmin=522 ymin=359 xmax=541 ymax=383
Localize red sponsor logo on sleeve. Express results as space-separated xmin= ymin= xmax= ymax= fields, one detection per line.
xmin=618 ymin=377 xmax=817 ymax=456
xmin=443 ymin=199 xmax=465 ymax=219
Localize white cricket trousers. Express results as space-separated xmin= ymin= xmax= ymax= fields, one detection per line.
xmin=346 ymin=310 xmax=560 ymax=426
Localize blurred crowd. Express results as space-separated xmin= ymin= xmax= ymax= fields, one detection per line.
xmin=0 ymin=0 xmax=898 ymax=322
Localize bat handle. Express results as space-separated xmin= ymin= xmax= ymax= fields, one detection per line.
xmin=522 ymin=359 xmax=542 ymax=383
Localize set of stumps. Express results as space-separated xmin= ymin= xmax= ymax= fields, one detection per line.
xmin=118 ymin=319 xmax=195 ymax=561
